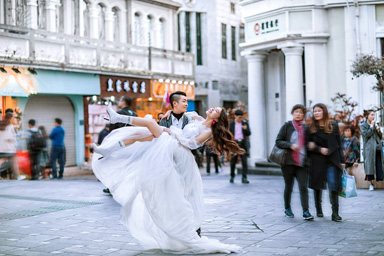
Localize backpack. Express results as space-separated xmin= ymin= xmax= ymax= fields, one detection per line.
xmin=29 ymin=130 xmax=47 ymax=150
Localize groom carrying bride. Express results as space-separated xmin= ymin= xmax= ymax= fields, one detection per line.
xmin=158 ymin=91 xmax=202 ymax=236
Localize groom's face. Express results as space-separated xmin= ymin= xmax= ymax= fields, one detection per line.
xmin=173 ymin=95 xmax=188 ymax=114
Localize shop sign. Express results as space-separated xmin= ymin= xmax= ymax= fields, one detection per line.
xmin=100 ymin=75 xmax=150 ymax=98
xmin=0 ymin=67 xmax=36 ymax=97
xmin=246 ymin=13 xmax=285 ymax=41
xmin=152 ymin=80 xmax=195 ymax=100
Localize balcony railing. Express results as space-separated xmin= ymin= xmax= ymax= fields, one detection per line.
xmin=0 ymin=24 xmax=194 ymax=78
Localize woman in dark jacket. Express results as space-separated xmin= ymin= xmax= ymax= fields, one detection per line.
xmin=276 ymin=104 xmax=313 ymax=220
xmin=307 ymin=103 xmax=345 ymax=222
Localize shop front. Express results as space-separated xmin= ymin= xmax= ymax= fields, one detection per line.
xmin=86 ymin=75 xmax=151 ymax=143
xmin=0 ymin=66 xmax=100 ymax=166
xmin=147 ymin=79 xmax=196 ymax=116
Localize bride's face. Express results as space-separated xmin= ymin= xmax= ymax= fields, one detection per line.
xmin=206 ymin=107 xmax=222 ymax=120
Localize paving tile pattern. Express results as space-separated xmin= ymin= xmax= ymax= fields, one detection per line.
xmin=1 ymin=166 xmax=384 ymax=256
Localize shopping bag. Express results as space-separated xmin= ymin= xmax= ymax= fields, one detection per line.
xmin=339 ymin=169 xmax=357 ymax=198
xmin=16 ymin=150 xmax=31 ymax=176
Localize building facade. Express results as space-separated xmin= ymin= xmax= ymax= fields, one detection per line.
xmin=240 ymin=0 xmax=384 ymax=165
xmin=175 ymin=0 xmax=248 ymax=113
xmin=0 ymin=0 xmax=194 ymax=166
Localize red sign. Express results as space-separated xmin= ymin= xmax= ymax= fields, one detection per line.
xmin=254 ymin=23 xmax=260 ymax=35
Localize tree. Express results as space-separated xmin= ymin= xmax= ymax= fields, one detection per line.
xmin=350 ymin=54 xmax=384 ymax=123
xmin=350 ymin=54 xmax=384 ymax=92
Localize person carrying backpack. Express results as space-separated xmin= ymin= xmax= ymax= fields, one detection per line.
xmin=27 ymin=119 xmax=46 ymax=180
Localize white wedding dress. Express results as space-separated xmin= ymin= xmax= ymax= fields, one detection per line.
xmin=92 ymin=114 xmax=240 ymax=254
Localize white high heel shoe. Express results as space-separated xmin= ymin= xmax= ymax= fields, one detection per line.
xmin=92 ymin=142 xmax=125 ymax=159
xmin=106 ymin=102 xmax=133 ymax=125
xmin=106 ymin=102 xmax=119 ymax=124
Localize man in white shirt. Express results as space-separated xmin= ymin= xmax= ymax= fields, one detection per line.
xmin=159 ymin=91 xmax=189 ymax=129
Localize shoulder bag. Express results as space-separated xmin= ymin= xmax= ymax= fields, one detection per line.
xmin=269 ymin=145 xmax=288 ymax=166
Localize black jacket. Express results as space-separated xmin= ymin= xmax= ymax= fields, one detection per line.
xmin=307 ymin=121 xmax=345 ymax=191
xmin=109 ymin=107 xmax=138 ymax=132
xmin=158 ymin=114 xmax=189 ymax=129
xmin=229 ymin=121 xmax=251 ymax=154
xmin=275 ymin=121 xmax=305 ymax=166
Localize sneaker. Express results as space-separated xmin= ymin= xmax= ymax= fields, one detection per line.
xmin=229 ymin=177 xmax=234 ymax=183
xmin=369 ymin=184 xmax=374 ymax=191
xmin=218 ymin=168 xmax=223 ymax=173
xmin=16 ymin=175 xmax=26 ymax=181
xmin=303 ymin=210 xmax=314 ymax=220
xmin=241 ymin=178 xmax=250 ymax=184
xmin=285 ymin=208 xmax=294 ymax=218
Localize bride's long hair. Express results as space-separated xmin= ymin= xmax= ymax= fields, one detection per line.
xmin=210 ymin=108 xmax=245 ymax=156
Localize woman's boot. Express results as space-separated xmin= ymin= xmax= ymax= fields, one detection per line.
xmin=330 ymin=192 xmax=342 ymax=222
xmin=313 ymin=189 xmax=324 ymax=218
xmin=314 ymin=190 xmax=323 ymax=217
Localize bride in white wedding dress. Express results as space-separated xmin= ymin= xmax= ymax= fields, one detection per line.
xmin=92 ymin=104 xmax=244 ymax=254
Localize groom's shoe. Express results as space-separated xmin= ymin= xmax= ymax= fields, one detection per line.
xmin=106 ymin=102 xmax=131 ymax=124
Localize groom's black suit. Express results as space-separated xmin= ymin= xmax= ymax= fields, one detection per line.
xmin=158 ymin=114 xmax=189 ymax=129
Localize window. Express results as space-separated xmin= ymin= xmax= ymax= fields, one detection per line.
xmin=230 ymin=2 xmax=235 ymax=14
xmin=56 ymin=0 xmax=64 ymax=33
xmin=231 ymin=26 xmax=236 ymax=61
xmin=147 ymin=15 xmax=154 ymax=47
xmin=177 ymin=13 xmax=181 ymax=51
xmin=80 ymin=0 xmax=89 ymax=37
xmin=239 ymin=23 xmax=245 ymax=43
xmin=97 ymin=4 xmax=105 ymax=39
xmin=112 ymin=7 xmax=119 ymax=42
xmin=159 ymin=18 xmax=165 ymax=48
xmin=196 ymin=13 xmax=202 ymax=65
xmin=221 ymin=23 xmax=227 ymax=59
xmin=37 ymin=0 xmax=46 ymax=29
xmin=212 ymin=80 xmax=219 ymax=90
xmin=185 ymin=12 xmax=191 ymax=52
xmin=134 ymin=13 xmax=141 ymax=45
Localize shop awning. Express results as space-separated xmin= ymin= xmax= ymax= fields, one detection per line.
xmin=34 ymin=70 xmax=100 ymax=95
xmin=0 ymin=67 xmax=36 ymax=97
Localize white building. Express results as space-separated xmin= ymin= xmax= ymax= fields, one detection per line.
xmin=0 ymin=0 xmax=193 ymax=167
xmin=174 ymin=0 xmax=248 ymax=112
xmin=240 ymin=0 xmax=384 ymax=165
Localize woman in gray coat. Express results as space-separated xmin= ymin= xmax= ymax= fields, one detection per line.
xmin=361 ymin=110 xmax=384 ymax=191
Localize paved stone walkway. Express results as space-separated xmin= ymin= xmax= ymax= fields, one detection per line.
xmin=1 ymin=165 xmax=384 ymax=256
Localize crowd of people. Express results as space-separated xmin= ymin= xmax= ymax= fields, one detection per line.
xmin=275 ymin=104 xmax=383 ymax=223
xmin=0 ymin=108 xmax=66 ymax=181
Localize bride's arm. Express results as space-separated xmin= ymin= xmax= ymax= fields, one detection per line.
xmin=195 ymin=130 xmax=212 ymax=144
xmin=185 ymin=111 xmax=205 ymax=122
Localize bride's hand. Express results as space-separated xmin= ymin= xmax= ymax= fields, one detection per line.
xmin=162 ymin=127 xmax=171 ymax=134
xmin=161 ymin=110 xmax=172 ymax=121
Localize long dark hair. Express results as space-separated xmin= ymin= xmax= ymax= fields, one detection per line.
xmin=38 ymin=126 xmax=47 ymax=137
xmin=210 ymin=108 xmax=245 ymax=156
xmin=309 ymin=103 xmax=333 ymax=134
xmin=0 ymin=115 xmax=12 ymax=131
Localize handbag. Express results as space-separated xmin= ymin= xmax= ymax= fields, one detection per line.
xmin=339 ymin=169 xmax=357 ymax=198
xmin=269 ymin=145 xmax=288 ymax=166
